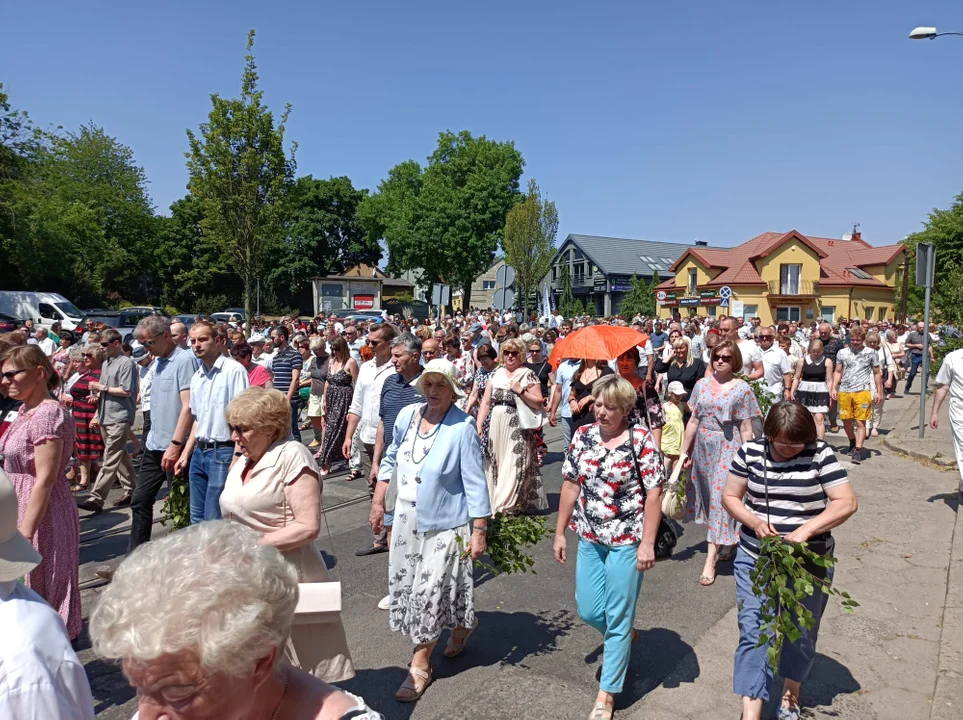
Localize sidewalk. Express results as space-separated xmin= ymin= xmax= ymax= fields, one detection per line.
xmin=883 ymin=390 xmax=958 ymax=470
xmin=629 ymin=394 xmax=963 ymax=720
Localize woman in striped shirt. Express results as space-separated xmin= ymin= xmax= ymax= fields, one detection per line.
xmin=722 ymin=402 xmax=858 ymax=720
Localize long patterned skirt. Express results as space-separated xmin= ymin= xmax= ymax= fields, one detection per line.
xmin=485 ymin=402 xmax=548 ymax=514
xmin=387 ymin=499 xmax=476 ymax=645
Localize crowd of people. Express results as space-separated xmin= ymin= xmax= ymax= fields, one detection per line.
xmin=0 ymin=304 xmax=956 ymax=720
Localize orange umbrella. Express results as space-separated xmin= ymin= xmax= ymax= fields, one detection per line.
xmin=549 ymin=325 xmax=646 ymax=369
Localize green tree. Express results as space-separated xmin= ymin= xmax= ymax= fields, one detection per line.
xmin=361 ymin=130 xmax=523 ymax=310
xmin=268 ymin=175 xmax=377 ymax=310
xmin=557 ymin=262 xmax=575 ymax=318
xmin=619 ymin=275 xmax=650 ymax=320
xmin=186 ymin=29 xmax=297 ymax=330
xmin=902 ymin=192 xmax=963 ymax=320
xmin=503 ymin=178 xmax=558 ymax=317
xmin=645 ymin=270 xmax=660 ymax=316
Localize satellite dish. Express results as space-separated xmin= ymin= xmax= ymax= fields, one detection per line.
xmin=842 ymin=232 xmax=853 ymax=242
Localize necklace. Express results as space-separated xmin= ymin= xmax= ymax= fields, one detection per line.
xmin=411 ymin=405 xmax=451 ymax=465
xmin=269 ymin=666 xmax=289 ymax=720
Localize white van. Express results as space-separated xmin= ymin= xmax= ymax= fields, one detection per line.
xmin=0 ymin=291 xmax=86 ymax=332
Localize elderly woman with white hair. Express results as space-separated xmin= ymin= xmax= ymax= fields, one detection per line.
xmin=219 ymin=386 xmax=355 ymax=683
xmin=90 ymin=521 xmax=383 ymax=719
xmin=369 ymin=358 xmax=491 ymax=703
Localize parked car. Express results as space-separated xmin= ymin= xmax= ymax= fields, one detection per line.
xmin=0 ymin=291 xmax=86 ymax=332
xmin=211 ymin=311 xmax=244 ymax=325
xmin=84 ymin=308 xmax=161 ymax=344
xmin=120 ymin=305 xmax=168 ymax=317
xmin=0 ymin=312 xmax=25 ymax=333
xmin=172 ymin=314 xmax=211 ymax=328
xmin=342 ymin=310 xmax=385 ymax=323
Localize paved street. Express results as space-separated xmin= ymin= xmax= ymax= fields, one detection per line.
xmin=76 ymin=392 xmax=962 ymax=719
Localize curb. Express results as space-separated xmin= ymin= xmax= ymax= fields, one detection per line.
xmin=882 ymin=436 xmax=958 ymax=470
xmin=930 ymin=491 xmax=963 ymax=719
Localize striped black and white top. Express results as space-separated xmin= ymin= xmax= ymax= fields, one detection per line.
xmin=729 ymin=439 xmax=849 ymax=559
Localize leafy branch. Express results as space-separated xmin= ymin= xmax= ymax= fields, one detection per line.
xmin=749 ymin=536 xmax=858 ymax=670
xmin=460 ymin=512 xmax=552 ymax=575
xmin=160 ymin=474 xmax=191 ymax=530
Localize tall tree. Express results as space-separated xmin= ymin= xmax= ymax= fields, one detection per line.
xmin=186 ymin=29 xmax=296 ymax=329
xmin=503 ymin=178 xmax=558 ymax=317
xmin=618 ymin=275 xmax=651 ymax=321
xmin=558 ymin=262 xmax=575 ymax=318
xmin=360 ymin=130 xmax=523 ymax=309
xmin=902 ymin=192 xmax=963 ymax=319
xmin=268 ymin=175 xmax=377 ymax=309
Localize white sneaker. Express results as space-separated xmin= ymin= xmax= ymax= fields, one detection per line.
xmin=377 ymin=595 xmax=390 ymax=610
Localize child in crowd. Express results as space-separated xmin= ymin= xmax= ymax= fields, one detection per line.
xmin=661 ymin=381 xmax=686 ymax=473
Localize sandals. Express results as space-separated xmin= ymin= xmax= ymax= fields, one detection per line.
xmin=589 ymin=702 xmax=614 ymax=720
xmin=699 ymin=573 xmax=716 ymax=586
xmin=345 ymin=470 xmax=363 ymax=481
xmin=717 ymin=546 xmax=735 ymax=563
xmin=444 ymin=621 xmax=478 ymax=658
xmin=70 ymin=482 xmax=88 ymax=493
xmin=396 ymin=665 xmax=432 ymax=702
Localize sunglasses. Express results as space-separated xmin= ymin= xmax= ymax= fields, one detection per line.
xmin=82 ymin=353 xmax=94 ymax=359
xmin=229 ymin=424 xmax=252 ymax=435
xmin=1 ymin=368 xmax=27 ymax=381
xmin=503 ymin=350 xmax=519 ymax=357
xmin=141 ymin=332 xmax=164 ymax=347
xmin=368 ymin=340 xmax=383 ymax=348
xmin=100 ymin=340 xmax=116 ymax=347
xmin=759 ymin=335 xmax=774 ymax=339
xmin=713 ymin=355 xmax=733 ymax=364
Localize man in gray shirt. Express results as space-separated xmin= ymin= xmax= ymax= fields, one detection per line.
xmin=80 ymin=328 xmax=138 ymax=512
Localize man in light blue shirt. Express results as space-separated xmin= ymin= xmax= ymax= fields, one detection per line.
xmin=175 ymin=321 xmax=250 ymax=524
xmin=126 ymin=316 xmax=198 ymax=554
xmin=549 ymin=358 xmax=581 ymax=449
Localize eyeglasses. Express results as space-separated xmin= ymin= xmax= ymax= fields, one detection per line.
xmin=0 ymin=368 xmax=27 ymax=381
xmin=503 ymin=350 xmax=519 ymax=357
xmin=141 ymin=332 xmax=164 ymax=347
xmin=713 ymin=355 xmax=733 ymax=364
xmin=229 ymin=424 xmax=252 ymax=435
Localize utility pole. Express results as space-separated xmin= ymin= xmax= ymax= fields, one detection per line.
xmin=917 ymin=243 xmax=936 ymax=438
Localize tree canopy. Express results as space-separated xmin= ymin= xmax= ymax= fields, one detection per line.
xmin=503 ymin=178 xmax=558 ymax=317
xmin=902 ymin=192 xmax=963 ymax=322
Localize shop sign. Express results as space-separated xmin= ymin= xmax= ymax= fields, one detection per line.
xmin=679 ymin=298 xmax=701 ymax=307
xmin=701 ymin=296 xmax=722 ymax=305
xmin=610 ymin=282 xmax=633 ymax=292
xmin=353 ymin=294 xmax=375 ymax=310
xmin=593 ymin=277 xmax=608 ymax=291
xmin=699 ymin=289 xmax=717 ymax=298
xmin=658 ymin=298 xmax=679 ymax=307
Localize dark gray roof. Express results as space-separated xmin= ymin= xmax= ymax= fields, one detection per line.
xmin=555 ymin=234 xmax=702 ymax=277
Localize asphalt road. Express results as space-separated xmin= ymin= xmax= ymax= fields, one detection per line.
xmin=77 ymin=421 xmax=745 ymax=720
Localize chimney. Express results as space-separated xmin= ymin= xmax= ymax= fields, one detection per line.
xmin=695 ymin=240 xmax=708 ymax=246
xmin=853 ymin=231 xmax=861 ymax=243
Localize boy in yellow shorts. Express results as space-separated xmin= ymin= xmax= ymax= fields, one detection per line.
xmin=831 ymin=326 xmax=883 ymax=463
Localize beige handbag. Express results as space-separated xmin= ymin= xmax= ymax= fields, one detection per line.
xmin=661 ymin=454 xmax=686 ymax=521
xmin=288 ymin=485 xmax=344 ymax=626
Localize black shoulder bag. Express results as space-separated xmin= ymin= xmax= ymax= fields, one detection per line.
xmin=627 ymin=424 xmax=678 ymax=560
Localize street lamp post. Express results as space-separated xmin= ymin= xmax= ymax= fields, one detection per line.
xmin=909 ymin=26 xmax=963 ymax=40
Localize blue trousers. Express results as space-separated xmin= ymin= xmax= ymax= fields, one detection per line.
xmin=575 ymin=539 xmax=644 ymax=694
xmin=904 ymin=354 xmax=923 ymax=393
xmin=290 ymin=399 xmax=302 ymax=442
xmin=733 ymin=547 xmax=832 ymax=700
xmin=189 ymin=445 xmax=234 ymax=524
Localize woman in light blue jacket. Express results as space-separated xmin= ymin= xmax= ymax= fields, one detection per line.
xmin=369 ymin=358 xmax=492 ymax=704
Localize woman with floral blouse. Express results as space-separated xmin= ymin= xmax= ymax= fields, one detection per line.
xmin=554 ymin=375 xmax=666 ymax=720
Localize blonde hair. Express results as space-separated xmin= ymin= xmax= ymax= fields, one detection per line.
xmin=499 ymin=337 xmax=525 ymax=357
xmin=672 ymin=336 xmax=693 ymax=367
xmin=592 ymin=375 xmax=637 ymax=414
xmin=226 ymin=387 xmax=291 ymax=442
xmin=0 ymin=344 xmax=60 ymax=392
xmin=84 ymin=344 xmax=106 ymax=362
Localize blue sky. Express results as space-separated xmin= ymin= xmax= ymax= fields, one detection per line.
xmin=3 ymin=1 xmax=961 ymax=250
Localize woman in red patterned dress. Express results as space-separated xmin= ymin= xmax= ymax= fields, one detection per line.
xmin=66 ymin=344 xmax=105 ymax=493
xmin=0 ymin=344 xmax=81 ymax=639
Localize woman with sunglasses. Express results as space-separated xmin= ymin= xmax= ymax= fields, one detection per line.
xmin=0 ymin=344 xmax=82 ymax=640
xmin=476 ymin=338 xmax=548 ymax=513
xmin=65 ymin=344 xmax=106 ymax=493
xmin=220 ymin=386 xmax=355 ymax=682
xmin=722 ymin=401 xmax=856 ymax=720
xmin=680 ymin=339 xmax=760 ymax=586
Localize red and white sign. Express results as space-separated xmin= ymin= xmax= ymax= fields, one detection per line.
xmin=353 ymin=295 xmax=375 ymax=310
xmin=656 ymin=290 xmax=667 ymax=301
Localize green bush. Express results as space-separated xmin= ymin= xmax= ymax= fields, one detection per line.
xmin=934 ymin=337 xmax=963 ymax=373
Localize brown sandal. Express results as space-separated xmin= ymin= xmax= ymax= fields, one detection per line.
xmin=396 ymin=665 xmax=432 ymax=702
xmin=444 ymin=621 xmax=478 ymax=658
xmin=70 ymin=482 xmax=88 ymax=493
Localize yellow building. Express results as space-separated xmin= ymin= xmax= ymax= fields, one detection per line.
xmin=655 ymin=230 xmax=906 ymax=325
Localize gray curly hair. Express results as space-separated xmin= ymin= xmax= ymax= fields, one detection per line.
xmin=90 ymin=521 xmax=299 ymax=676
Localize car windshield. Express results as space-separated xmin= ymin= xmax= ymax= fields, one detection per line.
xmin=56 ymin=300 xmax=85 ymax=318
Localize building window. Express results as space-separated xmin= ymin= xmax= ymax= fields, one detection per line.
xmin=864 ymin=306 xmax=873 ymax=321
xmin=707 ymin=305 xmax=717 ymax=317
xmin=776 ymin=306 xmax=802 ymax=322
xmin=742 ymin=304 xmax=758 ymax=321
xmin=878 ymin=307 xmax=886 ymax=322
xmin=821 ymin=306 xmax=835 ymax=323
xmin=688 ymin=269 xmax=698 ymax=294
xmin=552 ymin=266 xmax=557 ymax=281
xmin=482 ymin=280 xmax=496 ymax=290
xmin=780 ymin=264 xmax=802 ymax=294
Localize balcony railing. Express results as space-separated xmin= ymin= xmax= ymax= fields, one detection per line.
xmin=767 ymin=279 xmax=819 ymax=296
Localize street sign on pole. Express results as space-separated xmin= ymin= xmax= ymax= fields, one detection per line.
xmin=493 ymin=288 xmax=515 ymax=311
xmin=917 ymin=243 xmax=936 ymax=438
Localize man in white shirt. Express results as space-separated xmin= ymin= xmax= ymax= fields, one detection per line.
xmin=344 ymin=323 xmax=397 ymax=556
xmin=929 ymin=347 xmax=963 ymax=493
xmin=175 ymin=321 xmax=250 ymax=523
xmin=248 ymin=334 xmax=273 ymax=373
xmin=717 ymin=317 xmax=764 ymax=379
xmin=344 ymin=325 xmax=367 ymax=363
xmin=0 ymin=470 xmax=95 ymax=720
xmin=757 ymin=328 xmax=793 ymax=402
xmin=33 ymin=327 xmax=56 ymax=355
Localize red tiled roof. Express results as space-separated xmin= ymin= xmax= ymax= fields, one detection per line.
xmin=662 ymin=231 xmax=905 ymax=290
